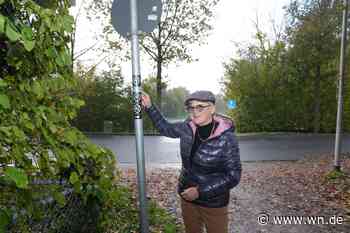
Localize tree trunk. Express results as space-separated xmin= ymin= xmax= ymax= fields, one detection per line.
xmin=156 ymin=58 xmax=162 ymax=111
xmin=156 ymin=22 xmax=163 ymax=111
xmin=156 ymin=28 xmax=163 ymax=111
xmin=313 ymin=64 xmax=321 ymax=133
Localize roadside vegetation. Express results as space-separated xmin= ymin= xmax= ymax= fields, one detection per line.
xmin=222 ymin=0 xmax=350 ymax=133
xmin=0 ymin=1 xmax=177 ymax=232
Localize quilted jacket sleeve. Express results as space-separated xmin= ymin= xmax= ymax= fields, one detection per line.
xmin=144 ymin=104 xmax=185 ymax=138
xmin=198 ymin=131 xmax=242 ymax=199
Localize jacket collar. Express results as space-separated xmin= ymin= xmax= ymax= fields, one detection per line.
xmin=186 ymin=113 xmax=234 ymax=140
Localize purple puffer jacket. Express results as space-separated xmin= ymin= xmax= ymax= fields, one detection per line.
xmin=145 ymin=104 xmax=241 ymax=208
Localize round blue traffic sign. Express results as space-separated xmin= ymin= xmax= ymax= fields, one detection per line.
xmin=227 ymin=99 xmax=237 ymax=109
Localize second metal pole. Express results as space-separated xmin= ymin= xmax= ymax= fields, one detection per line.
xmin=130 ymin=0 xmax=149 ymax=232
xmin=334 ymin=0 xmax=348 ymax=171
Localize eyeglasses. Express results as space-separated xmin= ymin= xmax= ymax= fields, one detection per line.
xmin=185 ymin=104 xmax=211 ymax=113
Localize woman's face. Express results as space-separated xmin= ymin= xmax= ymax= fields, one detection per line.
xmin=186 ymin=100 xmax=216 ymax=126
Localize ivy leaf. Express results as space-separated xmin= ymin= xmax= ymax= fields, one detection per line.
xmin=55 ymin=49 xmax=71 ymax=67
xmin=21 ymin=26 xmax=33 ymax=41
xmin=23 ymin=40 xmax=35 ymax=51
xmin=0 ymin=127 xmax=10 ymax=137
xmin=24 ymin=121 xmax=34 ymax=131
xmin=4 ymin=167 xmax=28 ymax=189
xmin=55 ymin=54 xmax=64 ymax=67
xmin=0 ymin=94 xmax=10 ymax=109
xmin=62 ymin=15 xmax=74 ymax=32
xmin=32 ymin=81 xmax=44 ymax=99
xmin=63 ymin=47 xmax=72 ymax=65
xmin=5 ymin=20 xmax=20 ymax=42
xmin=64 ymin=130 xmax=78 ymax=145
xmin=53 ymin=191 xmax=66 ymax=207
xmin=21 ymin=26 xmax=35 ymax=51
xmin=98 ymin=175 xmax=112 ymax=190
xmin=0 ymin=80 xmax=7 ymax=87
xmin=48 ymin=123 xmax=57 ymax=133
xmin=0 ymin=14 xmax=5 ymax=34
xmin=69 ymin=172 xmax=79 ymax=185
xmin=12 ymin=127 xmax=26 ymax=142
xmin=0 ymin=208 xmax=10 ymax=232
xmin=55 ymin=149 xmax=70 ymax=167
xmin=76 ymin=99 xmax=85 ymax=107
xmin=87 ymin=144 xmax=100 ymax=158
xmin=46 ymin=47 xmax=58 ymax=58
xmin=164 ymin=223 xmax=177 ymax=233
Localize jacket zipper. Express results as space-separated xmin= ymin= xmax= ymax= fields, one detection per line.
xmin=189 ymin=130 xmax=210 ymax=169
xmin=187 ymin=120 xmax=225 ymax=168
xmin=189 ymin=125 xmax=195 ymax=169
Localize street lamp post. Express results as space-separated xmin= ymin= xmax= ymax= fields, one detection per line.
xmin=334 ymin=0 xmax=348 ymax=171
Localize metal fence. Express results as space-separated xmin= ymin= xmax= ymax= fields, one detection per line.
xmin=5 ymin=179 xmax=100 ymax=233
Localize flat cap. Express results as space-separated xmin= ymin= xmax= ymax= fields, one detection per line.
xmin=184 ymin=90 xmax=216 ymax=106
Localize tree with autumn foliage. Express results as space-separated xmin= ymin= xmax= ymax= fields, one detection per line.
xmin=85 ymin=0 xmax=220 ymax=111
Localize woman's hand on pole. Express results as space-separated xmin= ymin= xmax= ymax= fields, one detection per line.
xmin=141 ymin=91 xmax=152 ymax=109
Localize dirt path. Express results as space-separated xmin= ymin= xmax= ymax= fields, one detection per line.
xmin=119 ymin=154 xmax=350 ymax=233
xmin=228 ymin=160 xmax=349 ymax=233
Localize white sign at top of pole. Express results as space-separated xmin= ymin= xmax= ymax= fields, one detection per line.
xmin=111 ymin=0 xmax=162 ymax=38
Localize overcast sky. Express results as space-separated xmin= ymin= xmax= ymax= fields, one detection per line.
xmin=72 ymin=0 xmax=291 ymax=95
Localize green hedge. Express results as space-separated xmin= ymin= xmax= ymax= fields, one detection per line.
xmin=0 ymin=1 xmax=178 ymax=232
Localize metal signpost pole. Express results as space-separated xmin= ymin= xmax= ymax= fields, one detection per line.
xmin=334 ymin=0 xmax=348 ymax=171
xmin=111 ymin=0 xmax=161 ymax=231
xmin=130 ymin=0 xmax=149 ymax=232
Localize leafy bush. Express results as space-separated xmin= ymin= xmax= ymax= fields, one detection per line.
xmin=98 ymin=185 xmax=179 ymax=233
xmin=0 ymin=1 xmax=178 ymax=232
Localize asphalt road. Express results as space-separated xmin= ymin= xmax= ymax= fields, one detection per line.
xmin=87 ymin=133 xmax=350 ymax=165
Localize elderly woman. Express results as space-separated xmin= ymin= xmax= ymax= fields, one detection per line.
xmin=141 ymin=90 xmax=241 ymax=233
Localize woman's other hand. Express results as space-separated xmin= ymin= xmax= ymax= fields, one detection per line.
xmin=181 ymin=187 xmax=199 ymax=201
xmin=141 ymin=91 xmax=152 ymax=109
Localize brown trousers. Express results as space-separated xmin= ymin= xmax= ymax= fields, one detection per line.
xmin=180 ymin=198 xmax=229 ymax=233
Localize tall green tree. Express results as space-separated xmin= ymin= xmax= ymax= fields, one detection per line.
xmin=162 ymin=86 xmax=190 ymax=119
xmin=285 ymin=0 xmax=340 ymax=132
xmin=223 ymin=29 xmax=293 ymax=132
xmin=222 ymin=0 xmax=348 ymax=133
xmin=72 ymin=66 xmax=134 ymax=132
xmin=86 ymin=0 xmax=219 ymax=111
